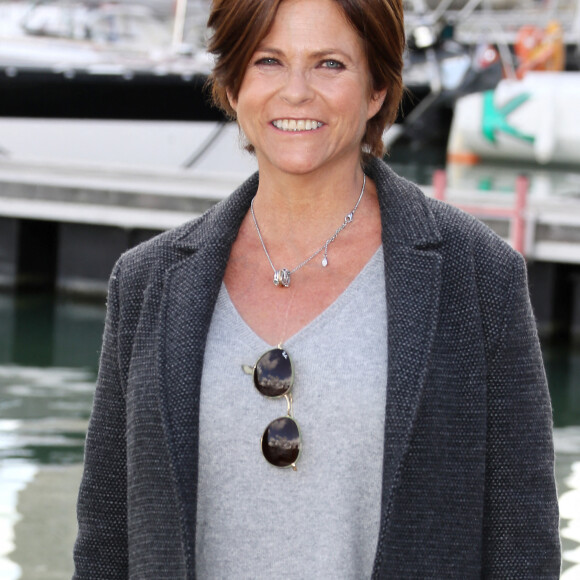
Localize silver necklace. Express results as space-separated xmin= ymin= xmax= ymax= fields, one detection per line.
xmin=250 ymin=174 xmax=366 ymax=288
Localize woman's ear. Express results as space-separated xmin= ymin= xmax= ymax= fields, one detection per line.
xmin=226 ymin=89 xmax=238 ymax=113
xmin=367 ymin=88 xmax=387 ymax=120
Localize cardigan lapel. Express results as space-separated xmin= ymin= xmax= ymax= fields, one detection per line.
xmin=377 ymin=244 xmax=442 ymax=537
xmin=366 ymin=159 xmax=443 ymax=574
xmin=156 ymin=175 xmax=258 ymax=573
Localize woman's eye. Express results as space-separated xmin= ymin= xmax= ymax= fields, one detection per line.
xmin=321 ymin=59 xmax=344 ymax=69
xmin=255 ymin=57 xmax=279 ymax=66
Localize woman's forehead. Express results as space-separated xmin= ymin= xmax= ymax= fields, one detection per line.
xmin=256 ymin=0 xmax=364 ymax=55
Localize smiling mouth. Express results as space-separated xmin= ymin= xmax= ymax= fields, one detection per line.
xmin=272 ymin=119 xmax=324 ymax=132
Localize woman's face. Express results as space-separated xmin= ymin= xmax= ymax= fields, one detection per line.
xmin=228 ymin=0 xmax=386 ymax=179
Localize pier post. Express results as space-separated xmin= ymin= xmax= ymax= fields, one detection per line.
xmin=528 ymin=262 xmax=571 ymax=340
xmin=55 ymin=224 xmax=163 ymax=296
xmin=0 ymin=292 xmax=15 ymax=363
xmin=433 ymin=169 xmax=446 ymax=201
xmin=0 ymin=217 xmax=19 ymax=289
xmin=511 ymin=175 xmax=528 ymax=255
xmin=56 ymin=224 xmax=130 ymax=296
xmin=0 ymin=218 xmax=57 ymax=291
xmin=571 ymin=273 xmax=580 ymax=345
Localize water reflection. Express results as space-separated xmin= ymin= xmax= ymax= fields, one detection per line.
xmin=0 ymin=293 xmax=579 ymax=576
xmin=0 ymin=366 xmax=94 ymax=463
xmin=0 ymin=460 xmax=37 ymax=580
xmin=0 ymin=294 xmax=105 ymax=369
xmin=555 ymin=427 xmax=580 ymax=579
xmin=0 ymin=294 xmax=101 ymax=579
xmin=0 ymin=360 xmax=95 ymax=579
xmin=545 ymin=344 xmax=580 ymax=428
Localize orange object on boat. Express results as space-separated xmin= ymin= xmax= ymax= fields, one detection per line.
xmin=515 ymin=21 xmax=565 ymax=79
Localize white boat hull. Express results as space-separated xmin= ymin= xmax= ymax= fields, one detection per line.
xmin=0 ymin=118 xmax=256 ymax=177
xmin=447 ymin=72 xmax=580 ymax=165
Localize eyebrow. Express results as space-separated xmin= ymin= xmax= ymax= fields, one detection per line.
xmin=255 ymin=47 xmax=354 ymax=61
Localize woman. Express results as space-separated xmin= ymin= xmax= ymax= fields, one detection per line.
xmin=73 ymin=0 xmax=561 ymax=577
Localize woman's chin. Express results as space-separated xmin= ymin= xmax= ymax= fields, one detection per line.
xmin=256 ymin=150 xmax=356 ymax=179
xmin=257 ymin=157 xmax=322 ymax=177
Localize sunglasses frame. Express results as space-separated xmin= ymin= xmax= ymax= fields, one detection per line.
xmin=243 ymin=346 xmax=302 ymax=470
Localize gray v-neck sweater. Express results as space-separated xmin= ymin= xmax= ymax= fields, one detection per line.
xmin=196 ymin=247 xmax=387 ymax=579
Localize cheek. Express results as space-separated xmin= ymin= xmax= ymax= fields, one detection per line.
xmin=334 ymin=83 xmax=376 ymax=120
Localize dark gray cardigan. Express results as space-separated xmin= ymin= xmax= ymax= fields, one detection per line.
xmin=73 ymin=157 xmax=560 ymax=579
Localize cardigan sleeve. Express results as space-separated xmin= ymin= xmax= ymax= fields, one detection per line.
xmin=482 ymin=252 xmax=561 ymax=577
xmin=73 ymin=260 xmax=129 ymax=579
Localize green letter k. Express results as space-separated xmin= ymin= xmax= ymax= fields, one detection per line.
xmin=482 ymin=90 xmax=535 ymax=144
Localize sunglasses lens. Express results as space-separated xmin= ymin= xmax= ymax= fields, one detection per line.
xmin=254 ymin=348 xmax=293 ymax=397
xmin=262 ymin=417 xmax=301 ymax=468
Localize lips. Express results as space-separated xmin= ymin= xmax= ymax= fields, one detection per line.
xmin=272 ymin=119 xmax=324 ymax=131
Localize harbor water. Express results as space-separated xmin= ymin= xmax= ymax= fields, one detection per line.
xmin=0 ymin=288 xmax=579 ymax=578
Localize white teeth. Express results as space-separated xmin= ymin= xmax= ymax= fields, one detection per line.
xmin=273 ymin=119 xmax=323 ymax=132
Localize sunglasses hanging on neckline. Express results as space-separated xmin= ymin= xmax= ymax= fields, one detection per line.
xmin=242 ymin=346 xmax=302 ymax=470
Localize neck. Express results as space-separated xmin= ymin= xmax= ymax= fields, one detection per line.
xmin=252 ymin=164 xmax=366 ymax=239
xmin=249 ymin=165 xmax=370 ymax=271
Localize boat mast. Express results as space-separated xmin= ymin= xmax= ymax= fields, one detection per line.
xmin=172 ymin=0 xmax=188 ymax=48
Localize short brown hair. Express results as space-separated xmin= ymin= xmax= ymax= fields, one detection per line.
xmin=207 ymin=0 xmax=405 ymax=158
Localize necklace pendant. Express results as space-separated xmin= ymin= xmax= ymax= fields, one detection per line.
xmin=274 ymin=269 xmax=291 ymax=288
xmin=321 ymin=257 xmax=328 ymax=267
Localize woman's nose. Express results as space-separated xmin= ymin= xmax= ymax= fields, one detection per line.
xmin=279 ymin=68 xmax=314 ymax=105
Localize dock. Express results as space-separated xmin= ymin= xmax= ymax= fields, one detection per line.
xmin=0 ymin=158 xmax=248 ymax=295
xmin=0 ymin=157 xmax=579 ymax=340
